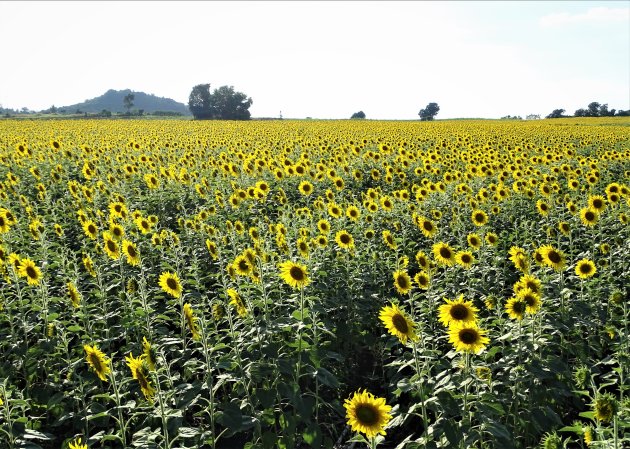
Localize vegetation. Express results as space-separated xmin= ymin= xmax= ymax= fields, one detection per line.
xmin=188 ymin=84 xmax=253 ymax=120
xmin=0 ymin=118 xmax=628 ymax=449
xmin=418 ymin=103 xmax=440 ymax=121
xmin=350 ymin=111 xmax=366 ymax=120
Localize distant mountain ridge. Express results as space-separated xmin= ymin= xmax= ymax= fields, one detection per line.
xmin=61 ymin=89 xmax=191 ymax=115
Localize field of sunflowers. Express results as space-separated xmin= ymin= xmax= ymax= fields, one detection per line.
xmin=0 ymin=117 xmax=628 ymax=449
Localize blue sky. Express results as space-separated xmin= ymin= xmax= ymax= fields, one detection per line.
xmin=0 ymin=1 xmax=627 ymax=119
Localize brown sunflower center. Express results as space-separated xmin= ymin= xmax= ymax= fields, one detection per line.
xmin=396 ymin=275 xmax=409 ymax=289
xmin=238 ymin=260 xmax=250 ymax=271
xmin=579 ymin=264 xmax=592 ymax=274
xmin=392 ymin=313 xmax=409 ymax=333
xmin=26 ymin=266 xmax=37 ymax=279
xmin=585 ymin=211 xmax=595 ymax=221
xmin=547 ymin=251 xmax=561 ymax=263
xmin=356 ymin=404 xmax=379 ymax=426
xmin=475 ymin=213 xmax=485 ymax=222
xmin=450 ymin=304 xmax=470 ymax=320
xmin=89 ymin=354 xmax=103 ymax=372
xmin=459 ymin=328 xmax=479 ymax=345
xmin=512 ymin=300 xmax=527 ymax=314
xmin=340 ymin=234 xmax=351 ymax=245
xmin=423 ymin=221 xmax=433 ymax=231
xmin=166 ymin=278 xmax=178 ymax=290
xmin=460 ymin=254 xmax=472 ymax=264
xmin=127 ymin=246 xmax=137 ymax=258
xmin=290 ymin=266 xmax=305 ymax=281
xmin=107 ymin=240 xmax=117 ymax=252
xmin=440 ymin=247 xmax=452 ymax=259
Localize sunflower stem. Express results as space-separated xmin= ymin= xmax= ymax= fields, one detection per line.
xmin=109 ymin=368 xmax=127 ymax=447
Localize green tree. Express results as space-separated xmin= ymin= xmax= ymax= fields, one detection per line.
xmin=188 ymin=84 xmax=252 ymax=120
xmin=587 ymin=101 xmax=600 ymax=117
xmin=123 ymin=93 xmax=135 ymax=114
xmin=188 ymin=84 xmax=213 ymax=119
xmin=546 ymin=109 xmax=566 ymax=119
xmin=350 ymin=111 xmax=366 ymax=119
xmin=418 ymin=102 xmax=439 ymax=121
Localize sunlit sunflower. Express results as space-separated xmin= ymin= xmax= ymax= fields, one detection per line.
xmin=183 ymin=303 xmax=200 ymax=340
xmin=335 ymin=230 xmax=355 ymax=250
xmin=206 ymin=239 xmax=219 ymax=260
xmin=125 ymin=352 xmax=155 ymax=401
xmin=575 ymin=259 xmax=596 ymax=279
xmin=279 ymin=260 xmax=310 ymax=290
xmin=84 ymin=344 xmax=111 ymax=381
xmin=438 ymin=295 xmax=478 ymax=327
xmin=142 ymin=336 xmax=157 ymax=371
xmin=298 ymin=180 xmax=314 ymax=196
xmin=317 ymin=219 xmax=331 ymax=234
xmin=557 ymin=221 xmax=570 ymax=237
xmin=102 ymin=232 xmax=120 ymax=260
xmin=82 ymin=220 xmax=98 ymax=241
xmin=68 ymin=438 xmax=88 ymax=449
xmin=416 ymin=215 xmax=437 ymax=238
xmin=485 ymin=232 xmax=498 ymax=246
xmin=228 ymin=288 xmax=248 ymax=317
xmin=379 ymin=303 xmax=417 ymax=344
xmin=432 ymin=241 xmax=456 ymax=266
xmin=346 ymin=205 xmax=361 ymax=221
xmin=233 ymin=254 xmax=253 ymax=276
xmin=122 ymin=240 xmax=140 ymax=266
xmin=344 ymin=389 xmax=393 ymax=438
xmin=159 ymin=271 xmax=182 ymax=298
xmin=67 ymin=282 xmax=82 ymax=308
xmin=579 ymin=207 xmax=599 ymax=227
xmin=471 ymin=209 xmax=488 ymax=226
xmin=382 ymin=230 xmax=397 ymax=249
xmin=415 ymin=251 xmax=430 ymax=270
xmin=517 ymin=288 xmax=541 ymax=314
xmin=513 ymin=274 xmax=542 ymax=296
xmin=455 ymin=251 xmax=475 ymax=269
xmin=392 ymin=270 xmax=412 ymax=295
xmin=448 ymin=322 xmax=490 ymax=354
xmin=83 ymin=254 xmax=96 ymax=277
xmin=467 ymin=233 xmax=482 ymax=249
xmin=414 ymin=271 xmax=431 ymax=290
xmin=18 ymin=258 xmax=42 ymax=285
xmin=588 ymin=195 xmax=606 ymax=213
xmin=539 ymin=245 xmax=566 ymax=272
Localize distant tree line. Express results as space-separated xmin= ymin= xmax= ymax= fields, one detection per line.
xmin=547 ymin=102 xmax=629 ymax=119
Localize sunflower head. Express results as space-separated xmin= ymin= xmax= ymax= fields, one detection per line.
xmin=279 ymin=260 xmax=310 ymax=290
xmin=448 ymin=321 xmax=490 ymax=354
xmin=438 ymin=295 xmax=478 ymax=327
xmin=344 ymin=390 xmax=393 ymax=438
xmin=392 ymin=270 xmax=412 ymax=295
xmin=575 ymin=259 xmax=596 ymax=280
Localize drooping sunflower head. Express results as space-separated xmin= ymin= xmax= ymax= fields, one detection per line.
xmin=382 ymin=230 xmax=397 ymax=250
xmin=592 ymin=393 xmax=617 ymax=423
xmin=379 ymin=303 xmax=417 ymax=344
xmin=344 ymin=389 xmax=393 ymax=438
xmin=84 ymin=344 xmax=111 ymax=382
xmin=438 ymin=295 xmax=478 ymax=327
xmin=122 ymin=240 xmax=140 ymax=266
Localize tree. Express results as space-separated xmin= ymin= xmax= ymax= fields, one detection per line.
xmin=350 ymin=111 xmax=366 ymax=119
xmin=587 ymin=102 xmax=600 ymax=117
xmin=546 ymin=109 xmax=566 ymax=119
xmin=574 ymin=108 xmax=588 ymax=117
xmin=188 ymin=84 xmax=252 ymax=120
xmin=188 ymin=84 xmax=213 ymax=119
xmin=123 ymin=93 xmax=135 ymax=114
xmin=418 ymin=102 xmax=439 ymax=121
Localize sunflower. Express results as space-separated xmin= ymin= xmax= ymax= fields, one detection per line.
xmin=467 ymin=233 xmax=481 ymax=249
xmin=346 ymin=205 xmax=361 ymax=221
xmin=415 ymin=251 xmax=430 ymax=270
xmin=513 ymin=274 xmax=542 ymax=296
xmin=317 ymin=219 xmax=331 ymax=234
xmin=579 ymin=207 xmax=599 ymax=227
xmin=83 ymin=254 xmax=96 ymax=277
xmin=557 ymin=221 xmax=570 ymax=237
xmin=588 ymin=195 xmax=606 ymax=213
xmin=416 ymin=215 xmax=437 ymax=238
xmin=448 ymin=322 xmax=489 ymax=354
xmin=327 ymin=202 xmax=343 ymax=219
xmin=279 ymin=260 xmax=310 ymax=290
xmin=122 ymin=240 xmax=140 ymax=266
xmin=516 ymin=288 xmax=541 ymax=314
xmin=379 ymin=303 xmax=417 ymax=344
xmin=539 ymin=245 xmax=566 ymax=272
xmin=485 ymin=232 xmax=498 ymax=246
xmin=414 ymin=271 xmax=430 ymax=290
xmin=183 ymin=303 xmax=200 ymax=340
xmin=67 ymin=282 xmax=82 ymax=308
xmin=297 ymin=237 xmax=310 ymax=258
xmin=125 ymin=352 xmax=155 ymax=401
xmin=228 ymin=288 xmax=248 ymax=317
xmin=84 ymin=344 xmax=111 ymax=381
xmin=335 ymin=230 xmax=355 ymax=250
xmin=382 ymin=230 xmax=397 ymax=250
xmin=392 ymin=270 xmax=412 ymax=295
xmin=575 ymin=259 xmax=596 ymax=279
xmin=471 ymin=209 xmax=488 ymax=226
xmin=82 ymin=220 xmax=98 ymax=241
xmin=298 ymin=180 xmax=313 ymax=196
xmin=439 ymin=295 xmax=478 ymax=327
xmin=206 ymin=239 xmax=219 ymax=260
xmin=68 ymin=438 xmax=88 ymax=449
xmin=432 ymin=241 xmax=456 ymax=266
xmin=18 ymin=258 xmax=42 ymax=286
xmin=142 ymin=336 xmax=157 ymax=371
xmin=159 ymin=271 xmax=182 ymax=298
xmin=592 ymin=393 xmax=617 ymax=423
xmin=144 ymin=173 xmax=159 ymax=189
xmin=102 ymin=232 xmax=120 ymax=260
xmin=455 ymin=251 xmax=475 ymax=269
xmin=233 ymin=254 xmax=253 ymax=276
xmin=536 ymin=199 xmax=550 ymax=217
xmin=344 ymin=389 xmax=392 ymax=438
xmin=109 ymin=223 xmax=125 ymax=240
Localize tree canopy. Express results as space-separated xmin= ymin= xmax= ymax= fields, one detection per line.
xmin=350 ymin=111 xmax=366 ymax=119
xmin=418 ymin=103 xmax=439 ymax=121
xmin=188 ymin=84 xmax=253 ymax=120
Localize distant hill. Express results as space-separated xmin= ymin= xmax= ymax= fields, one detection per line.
xmin=59 ymin=89 xmax=191 ymax=115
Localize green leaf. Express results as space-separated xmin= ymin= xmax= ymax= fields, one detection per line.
xmin=315 ymin=367 xmax=339 ymax=388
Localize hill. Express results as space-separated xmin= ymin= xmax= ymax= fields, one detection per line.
xmin=59 ymin=89 xmax=191 ymax=115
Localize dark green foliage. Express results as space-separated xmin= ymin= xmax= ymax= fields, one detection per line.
xmin=546 ymin=109 xmax=566 ymax=119
xmin=350 ymin=111 xmax=366 ymax=119
xmin=189 ymin=84 xmax=253 ymax=120
xmin=418 ymin=102 xmax=440 ymax=121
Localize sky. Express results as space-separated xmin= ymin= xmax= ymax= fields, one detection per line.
xmin=0 ymin=1 xmax=628 ymax=120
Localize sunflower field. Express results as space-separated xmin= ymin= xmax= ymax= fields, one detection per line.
xmin=0 ymin=117 xmax=628 ymax=449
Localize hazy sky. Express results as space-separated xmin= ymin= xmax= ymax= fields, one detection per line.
xmin=0 ymin=1 xmax=628 ymax=119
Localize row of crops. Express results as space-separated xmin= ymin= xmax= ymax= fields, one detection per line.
xmin=0 ymin=118 xmax=628 ymax=448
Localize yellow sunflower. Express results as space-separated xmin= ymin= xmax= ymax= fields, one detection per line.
xmin=448 ymin=322 xmax=490 ymax=354
xmin=575 ymin=259 xmax=596 ymax=279
xmin=233 ymin=254 xmax=253 ymax=276
xmin=183 ymin=303 xmax=200 ymax=340
xmin=84 ymin=344 xmax=111 ymax=381
xmin=455 ymin=251 xmax=475 ymax=270
xmin=379 ymin=303 xmax=417 ymax=344
xmin=344 ymin=390 xmax=393 ymax=438
xmin=505 ymin=296 xmax=527 ymax=320
xmin=102 ymin=232 xmax=120 ymax=260
xmin=539 ymin=245 xmax=566 ymax=272
xmin=278 ymin=260 xmax=310 ymax=290
xmin=438 ymin=295 xmax=478 ymax=327
xmin=67 ymin=282 xmax=82 ymax=308
xmin=159 ymin=271 xmax=183 ymax=298
xmin=68 ymin=438 xmax=88 ymax=449
xmin=382 ymin=230 xmax=397 ymax=250
xmin=579 ymin=207 xmax=599 ymax=227
xmin=228 ymin=288 xmax=248 ymax=317
xmin=122 ymin=239 xmax=140 ymax=266
xmin=414 ymin=271 xmax=431 ymax=290
xmin=142 ymin=336 xmax=157 ymax=371
xmin=82 ymin=220 xmax=98 ymax=241
xmin=467 ymin=233 xmax=482 ymax=249
xmin=392 ymin=270 xmax=412 ymax=295
xmin=416 ymin=215 xmax=437 ymax=238
xmin=335 ymin=230 xmax=355 ymax=250
xmin=471 ymin=209 xmax=488 ymax=226
xmin=432 ymin=241 xmax=456 ymax=266
xmin=516 ymin=288 xmax=541 ymax=314
xmin=513 ymin=274 xmax=542 ymax=296
xmin=18 ymin=258 xmax=42 ymax=286
xmin=125 ymin=352 xmax=155 ymax=401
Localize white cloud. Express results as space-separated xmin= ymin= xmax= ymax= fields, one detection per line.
xmin=539 ymin=7 xmax=629 ymax=27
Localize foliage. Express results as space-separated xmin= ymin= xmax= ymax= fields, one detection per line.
xmin=351 ymin=111 xmax=366 ymax=119
xmin=188 ymin=84 xmax=253 ymax=120
xmin=418 ymin=102 xmax=440 ymax=121
xmin=546 ymin=109 xmax=566 ymax=119
xmin=0 ymin=118 xmax=628 ymax=449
